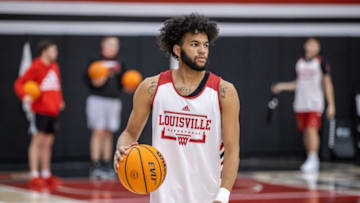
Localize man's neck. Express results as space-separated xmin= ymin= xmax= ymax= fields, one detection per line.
xmin=40 ymin=56 xmax=51 ymax=66
xmin=101 ymin=51 xmax=117 ymax=59
xmin=174 ymin=63 xmax=205 ymax=86
xmin=305 ymin=53 xmax=317 ymax=61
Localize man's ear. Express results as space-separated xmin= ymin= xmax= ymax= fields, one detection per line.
xmin=173 ymin=44 xmax=181 ymax=59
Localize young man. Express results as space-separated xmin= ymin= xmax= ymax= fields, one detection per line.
xmin=272 ymin=38 xmax=335 ymax=173
xmin=14 ymin=40 xmax=64 ymax=188
xmin=114 ymin=14 xmax=240 ymax=203
xmin=86 ymin=36 xmax=126 ymax=179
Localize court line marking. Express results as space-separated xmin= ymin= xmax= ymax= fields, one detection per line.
xmin=230 ymin=191 xmax=357 ymax=200
xmin=0 ymin=184 xmax=86 ymax=203
xmin=57 ymin=184 xmax=135 ymax=196
xmin=248 ymin=172 xmax=360 ymax=197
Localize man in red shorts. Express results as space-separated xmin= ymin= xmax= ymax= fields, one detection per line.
xmin=272 ymin=38 xmax=335 ymax=173
xmin=14 ymin=40 xmax=64 ymax=188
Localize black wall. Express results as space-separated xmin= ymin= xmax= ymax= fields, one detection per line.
xmin=0 ymin=35 xmax=358 ymax=164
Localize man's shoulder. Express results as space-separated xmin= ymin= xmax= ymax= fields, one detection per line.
xmin=219 ymin=79 xmax=238 ymax=101
xmin=142 ymin=74 xmax=160 ymax=88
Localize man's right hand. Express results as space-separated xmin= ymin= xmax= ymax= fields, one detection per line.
xmin=23 ymin=95 xmax=33 ymax=105
xmin=271 ymin=83 xmax=283 ymax=94
xmin=91 ymin=77 xmax=107 ymax=87
xmin=113 ymin=142 xmax=138 ymax=171
xmin=22 ymin=95 xmax=33 ymax=112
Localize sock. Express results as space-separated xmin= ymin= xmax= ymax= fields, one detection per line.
xmin=103 ymin=161 xmax=111 ymax=166
xmin=30 ymin=170 xmax=40 ymax=178
xmin=41 ymin=170 xmax=51 ymax=179
xmin=308 ymin=152 xmax=318 ymax=161
xmin=92 ymin=161 xmax=101 ymax=168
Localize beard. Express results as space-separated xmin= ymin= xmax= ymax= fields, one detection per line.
xmin=180 ymin=49 xmax=208 ymax=72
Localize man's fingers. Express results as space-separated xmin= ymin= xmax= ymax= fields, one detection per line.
xmin=113 ymin=160 xmax=118 ymax=171
xmin=120 ymin=143 xmax=138 ymax=154
xmin=114 ymin=143 xmax=139 ymax=171
xmin=115 ymin=150 xmax=121 ymax=159
xmin=114 ymin=150 xmax=121 ymax=170
xmin=119 ymin=147 xmax=128 ymax=155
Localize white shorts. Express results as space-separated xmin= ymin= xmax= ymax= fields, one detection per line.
xmin=86 ymin=95 xmax=122 ymax=132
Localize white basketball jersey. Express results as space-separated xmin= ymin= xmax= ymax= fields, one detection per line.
xmin=151 ymin=70 xmax=223 ymax=203
xmin=294 ymin=57 xmax=326 ymax=113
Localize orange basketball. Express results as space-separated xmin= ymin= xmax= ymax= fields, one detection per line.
xmin=88 ymin=61 xmax=109 ymax=80
xmin=23 ymin=80 xmax=41 ymax=100
xmin=117 ymin=144 xmax=167 ymax=194
xmin=121 ymin=70 xmax=142 ymax=91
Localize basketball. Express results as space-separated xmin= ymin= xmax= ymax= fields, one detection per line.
xmin=121 ymin=70 xmax=142 ymax=91
xmin=23 ymin=80 xmax=41 ymax=100
xmin=117 ymin=144 xmax=167 ymax=194
xmin=88 ymin=61 xmax=109 ymax=80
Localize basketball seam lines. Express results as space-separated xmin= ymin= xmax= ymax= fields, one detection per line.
xmin=136 ymin=147 xmax=149 ymax=194
xmin=124 ymin=147 xmax=136 ymax=193
xmin=140 ymin=145 xmax=163 ymax=189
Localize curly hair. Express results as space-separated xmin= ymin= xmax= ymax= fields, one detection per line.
xmin=157 ymin=13 xmax=219 ymax=58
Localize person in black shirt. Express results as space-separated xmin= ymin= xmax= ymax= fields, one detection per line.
xmin=85 ymin=36 xmax=126 ymax=179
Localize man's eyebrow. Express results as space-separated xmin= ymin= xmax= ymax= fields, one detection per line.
xmin=189 ymin=40 xmax=209 ymax=43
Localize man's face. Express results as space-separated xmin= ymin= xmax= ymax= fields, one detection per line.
xmin=179 ymin=32 xmax=209 ymax=71
xmin=102 ymin=37 xmax=119 ymax=58
xmin=304 ymin=39 xmax=320 ymax=58
xmin=44 ymin=45 xmax=58 ymax=62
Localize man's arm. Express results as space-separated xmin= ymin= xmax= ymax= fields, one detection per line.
xmin=272 ymin=81 xmax=297 ymax=94
xmin=323 ymin=74 xmax=336 ymax=119
xmin=216 ymin=80 xmax=240 ymax=201
xmin=114 ymin=75 xmax=159 ymax=170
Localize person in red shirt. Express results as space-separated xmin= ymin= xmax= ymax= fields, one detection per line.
xmin=14 ymin=40 xmax=64 ymax=189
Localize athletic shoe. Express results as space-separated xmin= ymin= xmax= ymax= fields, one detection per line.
xmin=300 ymin=158 xmax=319 ymax=173
xmin=103 ymin=163 xmax=117 ymax=180
xmin=29 ymin=177 xmax=45 ymax=189
xmin=44 ymin=175 xmax=62 ymax=189
xmin=90 ymin=162 xmax=103 ymax=180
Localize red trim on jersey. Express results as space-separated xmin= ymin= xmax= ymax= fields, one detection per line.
xmin=152 ymin=70 xmax=222 ymax=114
xmin=220 ymin=143 xmax=224 ymax=150
xmin=151 ymin=70 xmax=172 ymax=108
xmin=316 ymin=55 xmax=322 ymax=63
xmin=158 ymin=70 xmax=172 ymax=86
xmin=206 ymin=73 xmax=222 ymax=113
xmin=170 ymin=70 xmax=205 ymax=99
xmin=170 ymin=70 xmax=222 ymax=100
xmin=206 ymin=73 xmax=221 ymax=91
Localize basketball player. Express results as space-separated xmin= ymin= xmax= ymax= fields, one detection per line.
xmin=272 ymin=38 xmax=335 ymax=172
xmin=114 ymin=14 xmax=240 ymax=203
xmin=86 ymin=36 xmax=127 ymax=179
xmin=14 ymin=40 xmax=64 ymax=188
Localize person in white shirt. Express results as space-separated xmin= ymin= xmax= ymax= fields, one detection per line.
xmin=114 ymin=13 xmax=240 ymax=203
xmin=272 ymin=38 xmax=335 ymax=172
